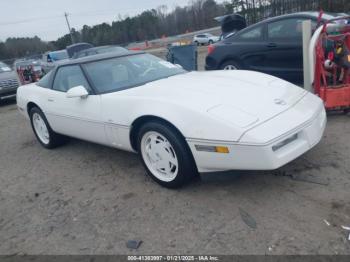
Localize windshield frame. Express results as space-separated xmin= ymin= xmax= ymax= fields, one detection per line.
xmin=81 ymin=53 xmax=187 ymax=95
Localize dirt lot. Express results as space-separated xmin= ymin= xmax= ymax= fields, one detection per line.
xmin=0 ymin=86 xmax=350 ymax=254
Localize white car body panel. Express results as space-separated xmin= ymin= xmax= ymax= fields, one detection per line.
xmin=186 ymin=91 xmax=326 ymax=172
xmin=17 ymin=70 xmax=326 ymax=173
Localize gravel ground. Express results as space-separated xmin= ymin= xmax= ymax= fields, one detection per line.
xmin=0 ymin=85 xmax=350 ymax=254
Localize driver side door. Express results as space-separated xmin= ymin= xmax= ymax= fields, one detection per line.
xmin=43 ymin=65 xmax=108 ymax=145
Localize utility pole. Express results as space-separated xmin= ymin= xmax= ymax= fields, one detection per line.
xmin=64 ymin=12 xmax=75 ymax=44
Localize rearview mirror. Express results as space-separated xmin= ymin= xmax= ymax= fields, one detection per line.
xmin=66 ymin=85 xmax=89 ymax=99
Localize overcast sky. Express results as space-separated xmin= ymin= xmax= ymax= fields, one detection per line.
xmin=0 ymin=0 xmax=221 ymax=42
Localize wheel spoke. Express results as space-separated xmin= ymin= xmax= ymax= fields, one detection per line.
xmin=141 ymin=131 xmax=179 ymax=182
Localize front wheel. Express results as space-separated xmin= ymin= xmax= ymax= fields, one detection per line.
xmin=29 ymin=107 xmax=67 ymax=149
xmin=220 ymin=60 xmax=241 ymax=70
xmin=137 ymin=122 xmax=197 ymax=188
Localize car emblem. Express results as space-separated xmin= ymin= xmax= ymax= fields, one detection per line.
xmin=274 ymin=99 xmax=287 ymax=105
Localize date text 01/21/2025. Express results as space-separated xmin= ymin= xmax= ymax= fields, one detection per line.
xmin=127 ymin=255 xmax=219 ymax=261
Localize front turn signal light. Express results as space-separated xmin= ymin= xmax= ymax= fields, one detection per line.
xmin=195 ymin=145 xmax=229 ymax=153
xmin=215 ymin=146 xmax=230 ymax=154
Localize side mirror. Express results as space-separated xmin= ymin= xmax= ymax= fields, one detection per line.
xmin=66 ymin=85 xmax=89 ymax=99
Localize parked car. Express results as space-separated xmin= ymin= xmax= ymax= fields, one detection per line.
xmin=193 ymin=33 xmax=220 ymax=45
xmin=0 ymin=61 xmax=20 ymax=100
xmin=41 ymin=50 xmax=69 ymax=74
xmin=14 ymin=59 xmax=43 ymax=85
xmin=72 ymin=45 xmax=128 ymax=59
xmin=17 ymin=51 xmax=326 ymax=188
xmin=205 ymin=12 xmax=343 ymax=84
xmin=66 ymin=42 xmax=94 ymax=58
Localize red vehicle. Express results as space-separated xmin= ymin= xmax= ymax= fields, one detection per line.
xmin=15 ymin=60 xmax=43 ymax=85
xmin=312 ymin=16 xmax=350 ymax=112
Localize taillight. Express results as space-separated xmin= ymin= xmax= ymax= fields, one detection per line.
xmin=208 ymin=45 xmax=216 ymax=55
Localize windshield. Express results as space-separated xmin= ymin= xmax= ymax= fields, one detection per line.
xmin=0 ymin=62 xmax=12 ymax=73
xmin=97 ymin=46 xmax=128 ymax=54
xmin=83 ymin=53 xmax=186 ymax=94
xmin=50 ymin=50 xmax=69 ymax=61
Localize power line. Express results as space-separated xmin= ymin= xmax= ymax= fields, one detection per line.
xmin=0 ymin=15 xmax=63 ymax=26
xmin=0 ymin=1 xmax=187 ymax=27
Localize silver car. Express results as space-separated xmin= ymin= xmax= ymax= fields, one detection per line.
xmin=0 ymin=62 xmax=19 ymax=100
xmin=193 ymin=33 xmax=220 ymax=45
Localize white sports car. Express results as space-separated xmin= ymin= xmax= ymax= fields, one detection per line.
xmin=17 ymin=51 xmax=326 ymax=188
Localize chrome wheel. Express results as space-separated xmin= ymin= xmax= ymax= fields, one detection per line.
xmin=32 ymin=113 xmax=50 ymax=144
xmin=223 ymin=64 xmax=238 ymax=70
xmin=141 ymin=131 xmax=178 ymax=182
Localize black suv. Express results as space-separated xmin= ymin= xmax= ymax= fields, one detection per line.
xmin=205 ymin=12 xmax=341 ymax=84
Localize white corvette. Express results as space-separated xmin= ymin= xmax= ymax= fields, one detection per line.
xmin=17 ymin=51 xmax=326 ymax=188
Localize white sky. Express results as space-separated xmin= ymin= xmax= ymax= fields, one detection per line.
xmin=0 ymin=0 xmax=224 ymax=41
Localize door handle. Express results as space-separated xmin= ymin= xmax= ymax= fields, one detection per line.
xmin=267 ymin=43 xmax=277 ymax=48
xmin=48 ymin=98 xmax=54 ymax=102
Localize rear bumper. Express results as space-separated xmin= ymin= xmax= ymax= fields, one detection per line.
xmin=187 ymin=101 xmax=326 ymax=173
xmin=205 ymin=55 xmax=219 ymax=70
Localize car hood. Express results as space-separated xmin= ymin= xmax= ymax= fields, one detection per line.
xmin=121 ymin=70 xmax=307 ymax=129
xmin=0 ymin=71 xmax=17 ymax=81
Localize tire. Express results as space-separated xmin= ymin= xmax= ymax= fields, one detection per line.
xmin=194 ymin=41 xmax=200 ymax=46
xmin=208 ymin=40 xmax=214 ymax=45
xmin=29 ymin=107 xmax=67 ymax=149
xmin=220 ymin=60 xmax=241 ymax=70
xmin=137 ymin=121 xmax=197 ymax=188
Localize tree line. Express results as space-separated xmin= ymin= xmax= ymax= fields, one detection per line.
xmin=0 ymin=0 xmax=349 ymax=62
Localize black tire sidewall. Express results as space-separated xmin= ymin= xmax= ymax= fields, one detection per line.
xmin=137 ymin=122 xmax=196 ymax=188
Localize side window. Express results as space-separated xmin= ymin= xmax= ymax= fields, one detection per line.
xmin=77 ymin=52 xmax=86 ymax=58
xmin=268 ymin=18 xmax=308 ymax=41
xmin=84 ymin=58 xmax=132 ymax=93
xmin=87 ymin=51 xmax=97 ymax=56
xmin=237 ymin=26 xmax=263 ymax=41
xmin=53 ymin=65 xmax=90 ymax=92
xmin=37 ymin=70 xmax=53 ymax=88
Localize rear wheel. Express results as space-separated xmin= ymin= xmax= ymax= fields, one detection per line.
xmin=220 ymin=60 xmax=241 ymax=70
xmin=137 ymin=121 xmax=197 ymax=188
xmin=29 ymin=107 xmax=67 ymax=149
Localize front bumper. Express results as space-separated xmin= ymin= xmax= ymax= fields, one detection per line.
xmin=0 ymin=79 xmax=19 ymax=100
xmin=0 ymin=89 xmax=17 ymax=100
xmin=187 ymin=101 xmax=326 ymax=173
